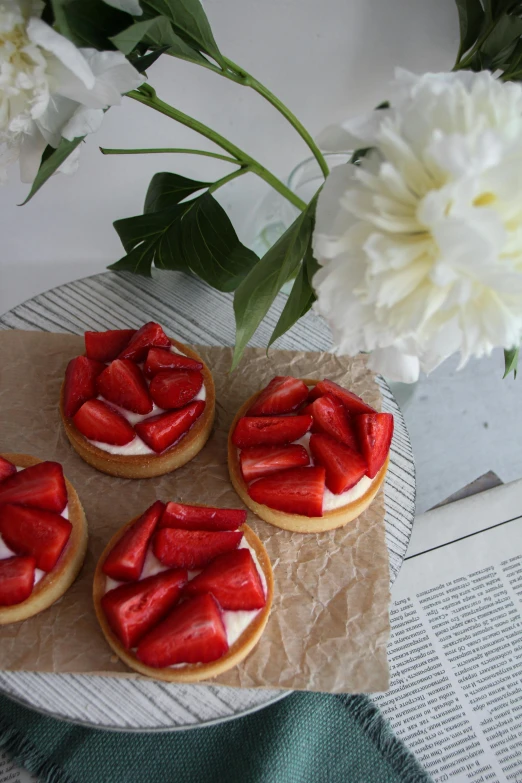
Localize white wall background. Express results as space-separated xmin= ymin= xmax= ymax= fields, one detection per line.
xmin=0 ymin=0 xmax=459 ymax=314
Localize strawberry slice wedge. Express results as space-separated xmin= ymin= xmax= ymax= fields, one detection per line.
xmin=149 ymin=370 xmax=203 ymax=410
xmin=0 ymin=505 xmax=71 ymax=571
xmin=136 ymin=594 xmax=228 ymax=667
xmin=144 ymin=347 xmax=203 ymax=378
xmin=355 ymin=412 xmax=394 ymax=478
xmin=101 ymin=568 xmax=187 ymax=649
xmin=152 ymin=528 xmax=243 ymax=569
xmin=0 ymin=556 xmax=36 ymax=606
xmin=232 ymin=415 xmax=312 ymax=448
xmin=0 ymin=461 xmax=67 ymax=512
xmin=63 ymin=355 xmax=105 ymax=418
xmin=240 ymin=444 xmax=309 ymax=482
xmin=135 ymin=401 xmax=205 ymax=453
xmin=84 ymin=329 xmax=136 ymax=362
xmin=102 ymin=500 xmax=164 ymax=582
xmin=310 ymin=380 xmax=376 ymax=415
xmin=97 ymin=359 xmax=152 ymax=415
xmin=309 ymin=433 xmax=367 ymax=494
xmin=248 ymin=466 xmax=325 ymax=517
xmin=184 ymin=548 xmax=266 ymax=610
xmin=73 ymin=399 xmax=136 ymax=445
xmin=0 ymin=456 xmax=17 ymax=483
xmin=247 ymin=376 xmax=309 ymax=416
xmin=118 ymin=322 xmax=170 ymax=362
xmin=311 ymin=396 xmax=359 ymax=451
xmin=159 ymin=503 xmax=246 ymax=532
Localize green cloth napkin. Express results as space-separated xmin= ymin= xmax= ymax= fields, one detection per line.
xmin=0 ymin=691 xmax=432 ymax=783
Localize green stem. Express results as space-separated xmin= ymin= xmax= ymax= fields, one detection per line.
xmin=221 ymin=57 xmax=330 ymax=179
xmin=100 ymin=147 xmax=239 ymax=164
xmin=127 ymin=90 xmax=307 ymax=211
xmin=208 ymin=167 xmax=251 ymax=194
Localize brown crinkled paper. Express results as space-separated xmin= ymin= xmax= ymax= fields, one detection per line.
xmin=0 ymin=330 xmax=390 ymax=693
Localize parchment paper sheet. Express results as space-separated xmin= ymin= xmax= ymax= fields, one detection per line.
xmin=0 ymin=330 xmax=390 ymax=693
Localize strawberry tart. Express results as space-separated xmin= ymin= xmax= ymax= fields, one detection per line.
xmin=60 ymin=322 xmax=215 ymax=479
xmin=228 ymin=377 xmax=393 ymax=533
xmin=0 ymin=454 xmax=88 ymax=625
xmin=93 ymin=501 xmax=273 ymax=682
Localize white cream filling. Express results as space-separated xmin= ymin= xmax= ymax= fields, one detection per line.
xmin=103 ymin=536 xmax=267 ymax=660
xmin=88 ymin=345 xmax=206 ymax=456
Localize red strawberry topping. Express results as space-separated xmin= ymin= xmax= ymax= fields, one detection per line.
xmin=248 ymin=466 xmax=325 ymax=518
xmin=310 ymin=380 xmax=376 ymax=415
xmin=0 ymin=457 xmax=17 ymax=483
xmin=134 ymin=401 xmax=205 ymax=453
xmin=136 ymin=593 xmax=228 ymax=668
xmin=63 ymin=355 xmax=105 ymax=418
xmin=309 ymin=433 xmax=367 ymax=495
xmin=152 ymin=528 xmax=243 ymax=569
xmin=118 ymin=322 xmax=170 ymax=362
xmin=144 ymin=347 xmax=203 ymax=378
xmin=149 ymin=370 xmax=203 ymax=410
xmin=0 ymin=505 xmax=72 ymax=571
xmin=103 ymin=501 xmax=164 ymax=582
xmin=311 ymin=396 xmax=359 ymax=451
xmin=159 ymin=503 xmax=246 ymax=532
xmin=97 ymin=359 xmax=152 ymax=415
xmin=184 ymin=548 xmax=265 ymax=610
xmin=355 ymin=413 xmax=394 ymax=478
xmin=232 ymin=415 xmax=312 ymax=448
xmin=101 ymin=568 xmax=187 ymax=649
xmin=0 ymin=556 xmax=36 ymax=606
xmin=240 ymin=444 xmax=309 ymax=483
xmin=247 ymin=376 xmax=309 ymax=416
xmin=73 ymin=399 xmax=136 ymax=445
xmin=0 ymin=461 xmax=67 ymax=513
xmin=85 ymin=329 xmax=136 ymax=362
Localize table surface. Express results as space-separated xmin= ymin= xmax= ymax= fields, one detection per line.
xmin=0 ymin=270 xmax=415 ymax=730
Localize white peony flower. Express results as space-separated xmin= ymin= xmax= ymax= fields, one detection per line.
xmin=0 ymin=0 xmax=142 ymax=183
xmin=313 ymin=69 xmax=522 ymax=382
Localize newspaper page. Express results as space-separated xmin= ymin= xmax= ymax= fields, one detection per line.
xmin=374 ymin=480 xmax=522 ymax=783
xmin=0 ymin=750 xmax=35 ymax=783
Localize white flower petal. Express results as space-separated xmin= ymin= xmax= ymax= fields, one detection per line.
xmin=18 ymin=123 xmax=47 ymax=182
xmin=315 ymin=123 xmax=359 ymax=152
xmin=61 ymin=106 xmax=104 ymax=139
xmin=367 ymin=348 xmax=420 ymax=383
xmin=27 ymin=18 xmax=95 ymax=89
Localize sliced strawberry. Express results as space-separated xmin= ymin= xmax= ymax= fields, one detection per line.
xmin=137 ymin=593 xmax=228 ymax=667
xmin=63 ymin=355 xmax=105 ymax=418
xmin=300 ymin=402 xmax=315 ymax=417
xmin=159 ymin=503 xmax=246 ymax=532
xmin=247 ymin=376 xmax=309 ymax=416
xmin=0 ymin=462 xmax=67 ymax=513
xmin=101 ymin=568 xmax=187 ymax=649
xmin=97 ymin=359 xmax=152 ymax=415
xmin=102 ymin=500 xmax=164 ymax=582
xmin=311 ymin=396 xmax=359 ymax=450
xmin=118 ymin=322 xmax=170 ymax=362
xmin=0 ymin=457 xmax=17 ymax=483
xmin=309 ymin=380 xmax=376 ymax=415
xmin=73 ymin=399 xmax=136 ymax=445
xmin=355 ymin=412 xmax=394 ymax=478
xmin=153 ymin=528 xmax=243 ymax=569
xmin=232 ymin=415 xmax=312 ymax=448
xmin=0 ymin=556 xmax=36 ymax=606
xmin=144 ymin=347 xmax=203 ymax=378
xmin=248 ymin=466 xmax=325 ymax=517
xmin=149 ymin=370 xmax=203 ymax=410
xmin=240 ymin=444 xmax=309 ymax=482
xmin=184 ymin=548 xmax=266 ymax=610
xmin=309 ymin=433 xmax=367 ymax=494
xmin=84 ymin=329 xmax=136 ymax=362
xmin=0 ymin=505 xmax=71 ymax=571
xmin=134 ymin=401 xmax=205 ymax=453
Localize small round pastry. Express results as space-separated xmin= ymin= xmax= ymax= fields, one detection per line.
xmin=228 ymin=376 xmax=393 ymax=534
xmin=0 ymin=453 xmax=88 ymax=625
xmin=60 ymin=323 xmax=215 ymax=479
xmin=93 ymin=501 xmax=273 ymax=682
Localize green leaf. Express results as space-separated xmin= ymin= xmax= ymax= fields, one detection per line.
xmin=142 ymin=0 xmax=224 ymax=66
xmin=130 ymin=44 xmax=169 ymax=73
xmin=111 ymin=15 xmax=209 ymax=64
xmin=231 ymin=196 xmax=317 ymax=370
xmin=144 ymin=172 xmax=211 ymax=213
xmin=482 ymin=12 xmax=522 ymax=59
xmin=455 ymin=0 xmax=485 ymax=56
xmin=21 ymin=136 xmax=84 ymax=205
xmin=504 ymin=346 xmax=519 ymax=378
xmin=268 ymin=239 xmax=319 ymax=348
xmin=63 ymin=0 xmax=132 ymax=50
